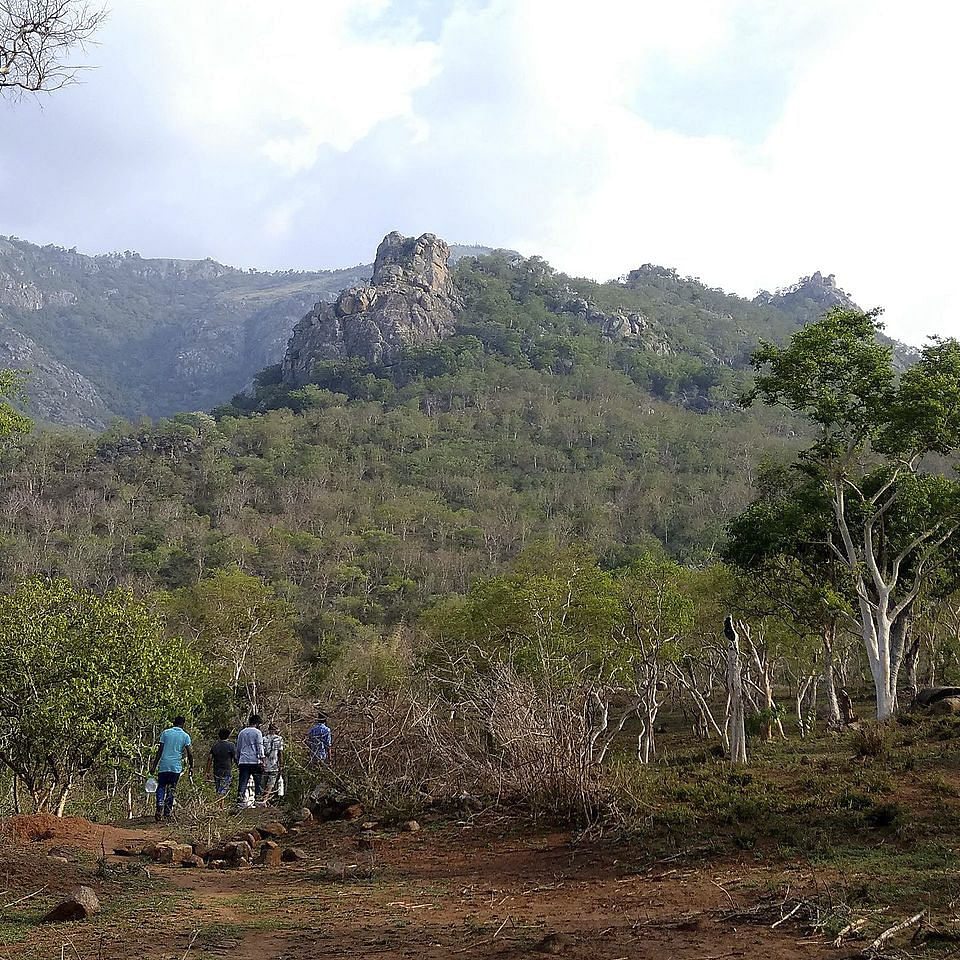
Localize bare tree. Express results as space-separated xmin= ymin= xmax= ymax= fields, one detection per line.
xmin=1 ymin=0 xmax=106 ymax=97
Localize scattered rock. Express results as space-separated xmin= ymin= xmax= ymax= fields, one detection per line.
xmin=401 ymin=820 xmax=421 ymax=833
xmin=140 ymin=842 xmax=157 ymax=859
xmin=225 ymin=841 xmax=252 ymax=864
xmin=191 ymin=842 xmax=211 ymax=859
xmin=112 ymin=844 xmax=139 ymax=857
xmin=343 ymin=803 xmax=364 ymax=821
xmin=47 ymin=846 xmax=70 ymax=860
xmin=155 ymin=842 xmax=193 ymax=865
xmin=42 ymin=886 xmax=100 ymax=923
xmin=259 ymin=822 xmax=288 ymax=839
xmin=281 ymin=847 xmax=308 ymax=863
xmin=209 ymin=859 xmax=228 ymax=870
xmin=258 ymin=842 xmax=282 ymax=867
xmin=360 ymin=821 xmax=379 ymax=831
xmin=293 ymin=808 xmax=313 ymax=824
xmin=182 ymin=855 xmax=206 ymax=869
xmin=931 ymin=697 xmax=960 ymax=716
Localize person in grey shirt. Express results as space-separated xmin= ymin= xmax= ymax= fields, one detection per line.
xmin=261 ymin=722 xmax=284 ymax=802
xmin=235 ymin=714 xmax=265 ymax=807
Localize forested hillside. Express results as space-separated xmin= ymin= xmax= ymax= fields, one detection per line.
xmin=0 ymin=238 xmax=493 ymax=426
xmin=0 ymin=248 xmax=850 ymax=669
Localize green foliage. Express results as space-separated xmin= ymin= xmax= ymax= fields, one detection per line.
xmin=0 ymin=368 xmax=32 ymax=441
xmin=165 ymin=569 xmax=299 ymax=718
xmin=0 ymin=578 xmax=203 ymax=812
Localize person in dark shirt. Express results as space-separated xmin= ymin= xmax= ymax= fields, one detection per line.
xmin=206 ymin=729 xmax=236 ymax=802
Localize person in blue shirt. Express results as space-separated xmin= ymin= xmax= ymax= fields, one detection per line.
xmin=306 ymin=713 xmax=332 ymax=764
xmin=149 ymin=716 xmax=193 ymax=822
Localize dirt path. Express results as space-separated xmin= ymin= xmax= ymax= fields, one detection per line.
xmin=1 ymin=815 xmax=837 ymax=960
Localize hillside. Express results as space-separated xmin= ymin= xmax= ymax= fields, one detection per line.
xmin=0 ymin=237 xmax=490 ymax=427
xmin=0 ymin=231 xmax=868 ymax=428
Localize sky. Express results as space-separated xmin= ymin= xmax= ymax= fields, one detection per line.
xmin=1 ymin=0 xmax=958 ymax=345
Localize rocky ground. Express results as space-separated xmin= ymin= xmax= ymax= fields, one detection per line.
xmin=0 ymin=809 xmax=838 ymax=960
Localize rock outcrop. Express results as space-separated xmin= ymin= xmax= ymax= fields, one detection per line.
xmin=281 ymin=232 xmax=463 ymax=384
xmin=756 ymin=271 xmax=859 ymax=313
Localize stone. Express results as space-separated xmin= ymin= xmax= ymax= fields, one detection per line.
xmin=258 ymin=842 xmax=282 ymax=867
xmin=42 ymin=886 xmax=100 ymax=923
xmin=282 ymin=232 xmax=463 ymax=383
xmin=360 ymin=821 xmax=379 ymax=831
xmin=930 ymin=697 xmax=960 ymax=716
xmin=112 ymin=844 xmax=139 ymax=857
xmin=281 ymin=847 xmax=308 ymax=863
xmin=258 ymin=822 xmax=288 ymax=839
xmin=156 ymin=842 xmax=193 ymax=865
xmin=209 ymin=860 xmax=228 ymax=870
xmin=293 ymin=808 xmax=313 ymax=824
xmin=245 ymin=832 xmax=260 ymax=850
xmin=191 ymin=842 xmax=211 ymax=859
xmin=912 ymin=687 xmax=960 ymax=709
xmin=401 ymin=820 xmax=421 ymax=833
xmin=225 ymin=841 xmax=252 ymax=863
xmin=140 ymin=842 xmax=157 ymax=859
xmin=182 ymin=855 xmax=206 ymax=869
xmin=343 ymin=803 xmax=364 ymax=821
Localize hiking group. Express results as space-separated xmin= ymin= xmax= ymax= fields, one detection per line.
xmin=149 ymin=713 xmax=332 ymax=821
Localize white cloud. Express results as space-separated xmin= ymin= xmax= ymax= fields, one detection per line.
xmin=0 ymin=0 xmax=956 ymax=344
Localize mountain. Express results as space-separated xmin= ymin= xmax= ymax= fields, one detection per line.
xmin=0 ymin=236 xmax=490 ymax=427
xmin=0 ymin=230 xmax=874 ymax=428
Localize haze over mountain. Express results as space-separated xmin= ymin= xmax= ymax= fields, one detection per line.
xmin=0 ymin=231 xmax=868 ymax=428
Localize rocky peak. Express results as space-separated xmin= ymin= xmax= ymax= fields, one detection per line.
xmin=281 ymin=232 xmax=462 ymax=384
xmin=757 ymin=271 xmax=859 ymax=313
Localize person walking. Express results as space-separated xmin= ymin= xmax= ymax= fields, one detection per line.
xmin=261 ymin=722 xmax=284 ymax=803
xmin=205 ymin=728 xmax=236 ymax=803
xmin=306 ymin=713 xmax=332 ymax=764
xmin=235 ymin=714 xmax=265 ymax=808
xmin=149 ymin=716 xmax=193 ymax=822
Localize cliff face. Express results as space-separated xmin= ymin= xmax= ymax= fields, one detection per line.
xmin=282 ymin=232 xmax=463 ymax=384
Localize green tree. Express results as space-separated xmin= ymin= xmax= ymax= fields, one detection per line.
xmin=166 ymin=569 xmax=299 ymax=717
xmin=0 ymin=369 xmax=31 ymax=441
xmin=0 ymin=579 xmax=202 ymax=814
xmin=748 ymin=309 xmax=960 ymax=718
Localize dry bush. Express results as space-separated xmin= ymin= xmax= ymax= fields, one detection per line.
xmin=325 ymin=660 xmax=617 ymax=824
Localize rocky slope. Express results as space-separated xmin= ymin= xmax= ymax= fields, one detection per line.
xmin=282 ymin=232 xmax=464 ymax=383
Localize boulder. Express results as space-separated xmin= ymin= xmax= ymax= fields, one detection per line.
xmin=112 ymin=844 xmax=139 ymax=857
xmin=258 ymin=842 xmax=282 ymax=867
xmin=42 ymin=886 xmax=100 ymax=923
xmin=259 ymin=822 xmax=288 ymax=839
xmin=293 ymin=808 xmax=313 ymax=824
xmin=139 ymin=842 xmax=157 ymax=859
xmin=156 ymin=842 xmax=193 ymax=865
xmin=182 ymin=855 xmax=206 ymax=869
xmin=282 ymin=232 xmax=464 ymax=382
xmin=343 ymin=803 xmax=364 ymax=821
xmin=401 ymin=820 xmax=421 ymax=833
xmin=281 ymin=847 xmax=308 ymax=863
xmin=912 ymin=687 xmax=960 ymax=710
xmin=930 ymin=697 xmax=960 ymax=716
xmin=224 ymin=841 xmax=252 ymax=864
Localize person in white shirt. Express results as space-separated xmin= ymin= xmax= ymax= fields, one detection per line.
xmin=235 ymin=714 xmax=265 ymax=807
xmin=261 ymin=722 xmax=284 ymax=802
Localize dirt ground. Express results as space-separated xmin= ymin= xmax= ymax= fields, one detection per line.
xmin=0 ymin=811 xmax=841 ymax=960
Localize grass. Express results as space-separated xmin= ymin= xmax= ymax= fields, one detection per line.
xmin=609 ymin=712 xmax=960 ymax=952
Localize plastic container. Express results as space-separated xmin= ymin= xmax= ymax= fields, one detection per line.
xmin=144 ymin=777 xmax=158 ymax=795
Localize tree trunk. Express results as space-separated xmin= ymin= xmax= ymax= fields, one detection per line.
xmin=823 ymin=625 xmax=841 ymax=726
xmin=725 ymin=617 xmax=747 ymax=764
